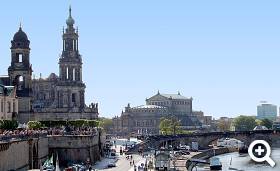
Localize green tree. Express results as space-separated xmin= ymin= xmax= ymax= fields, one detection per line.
xmin=85 ymin=120 xmax=99 ymax=127
xmin=260 ymin=118 xmax=273 ymax=129
xmin=233 ymin=115 xmax=257 ymax=131
xmin=159 ymin=117 xmax=183 ymax=135
xmin=69 ymin=119 xmax=86 ymax=127
xmin=99 ymin=118 xmax=113 ymax=133
xmin=218 ymin=119 xmax=232 ymax=131
xmin=255 ymin=119 xmax=262 ymax=126
xmin=159 ymin=118 xmax=172 ymax=135
xmin=170 ymin=117 xmax=182 ymax=135
xmin=27 ymin=121 xmax=42 ymax=129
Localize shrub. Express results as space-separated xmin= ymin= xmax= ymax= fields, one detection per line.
xmin=40 ymin=120 xmax=67 ymax=127
xmin=85 ymin=120 xmax=99 ymax=127
xmin=0 ymin=120 xmax=18 ymax=130
xmin=68 ymin=119 xmax=85 ymax=127
xmin=27 ymin=121 xmax=42 ymax=129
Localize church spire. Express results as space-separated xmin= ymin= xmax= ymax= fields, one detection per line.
xmin=66 ymin=5 xmax=75 ymax=27
xmin=69 ymin=5 xmax=72 ymax=17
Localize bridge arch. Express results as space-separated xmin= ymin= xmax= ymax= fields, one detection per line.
xmin=137 ymin=130 xmax=278 ymax=152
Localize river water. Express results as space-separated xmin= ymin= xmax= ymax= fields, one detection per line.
xmin=196 ymin=149 xmax=280 ymax=171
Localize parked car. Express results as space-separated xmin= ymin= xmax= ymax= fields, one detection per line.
xmin=179 ymin=145 xmax=190 ymax=151
xmin=108 ymin=162 xmax=116 ymax=168
xmin=181 ymin=150 xmax=190 ymax=155
xmin=174 ymin=150 xmax=190 ymax=156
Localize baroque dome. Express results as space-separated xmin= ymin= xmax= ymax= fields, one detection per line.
xmin=13 ymin=27 xmax=29 ymax=42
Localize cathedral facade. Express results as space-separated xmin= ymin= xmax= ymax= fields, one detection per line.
xmin=0 ymin=7 xmax=98 ymax=123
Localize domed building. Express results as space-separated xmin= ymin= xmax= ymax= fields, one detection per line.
xmin=0 ymin=7 xmax=99 ymax=122
xmin=113 ymin=91 xmax=210 ymax=136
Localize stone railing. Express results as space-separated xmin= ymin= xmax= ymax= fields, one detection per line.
xmin=0 ymin=133 xmax=48 ymax=142
xmin=0 ymin=129 xmax=98 ymax=142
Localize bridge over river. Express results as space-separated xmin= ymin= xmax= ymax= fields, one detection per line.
xmin=129 ymin=130 xmax=280 ymax=153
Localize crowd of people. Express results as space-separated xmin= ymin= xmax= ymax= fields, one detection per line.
xmin=0 ymin=129 xmax=48 ymax=141
xmin=0 ymin=126 xmax=98 ymax=142
xmin=47 ymin=126 xmax=98 ymax=136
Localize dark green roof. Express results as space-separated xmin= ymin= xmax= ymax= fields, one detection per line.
xmin=0 ymin=84 xmax=15 ymax=96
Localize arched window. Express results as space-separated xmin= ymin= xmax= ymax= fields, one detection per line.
xmin=0 ymin=100 xmax=3 ymax=112
xmin=12 ymin=101 xmax=15 ymax=113
xmin=18 ymin=54 xmax=23 ymax=63
xmin=7 ymin=102 xmax=11 ymax=113
xmin=72 ymin=93 xmax=76 ymax=103
xmin=80 ymin=68 xmax=82 ymax=80
xmin=66 ymin=67 xmax=69 ymax=79
xmin=73 ymin=68 xmax=76 ymax=81
xmin=73 ymin=40 xmax=75 ymax=51
xmin=18 ymin=76 xmax=24 ymax=90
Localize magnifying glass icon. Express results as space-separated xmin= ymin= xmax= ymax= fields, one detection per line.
xmin=248 ymin=140 xmax=275 ymax=167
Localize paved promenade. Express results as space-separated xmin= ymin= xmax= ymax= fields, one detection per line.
xmin=93 ymin=144 xmax=146 ymax=171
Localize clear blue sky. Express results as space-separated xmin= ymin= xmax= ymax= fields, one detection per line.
xmin=0 ymin=1 xmax=280 ymax=118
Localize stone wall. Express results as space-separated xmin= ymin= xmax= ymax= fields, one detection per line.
xmin=0 ymin=137 xmax=48 ymax=171
xmin=48 ymin=135 xmax=102 ymax=167
xmin=0 ymin=133 xmax=104 ymax=170
xmin=0 ymin=140 xmax=29 ymax=171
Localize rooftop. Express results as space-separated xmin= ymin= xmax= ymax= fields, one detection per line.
xmin=160 ymin=93 xmax=190 ymax=100
xmin=0 ymin=84 xmax=15 ymax=96
xmin=132 ymin=105 xmax=167 ymax=109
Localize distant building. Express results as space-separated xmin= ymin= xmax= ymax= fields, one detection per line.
xmin=193 ymin=111 xmax=212 ymax=126
xmin=272 ymin=117 xmax=280 ymax=130
xmin=0 ymin=84 xmax=18 ymax=120
xmin=214 ymin=117 xmax=235 ymax=131
xmin=257 ymin=103 xmax=277 ymax=120
xmin=112 ymin=91 xmax=207 ymax=136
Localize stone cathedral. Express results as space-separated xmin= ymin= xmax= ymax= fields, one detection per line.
xmin=0 ymin=7 xmax=98 ymax=123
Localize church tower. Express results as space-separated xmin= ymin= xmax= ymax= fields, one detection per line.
xmin=57 ymin=6 xmax=85 ymax=108
xmin=8 ymin=26 xmax=33 ymax=112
